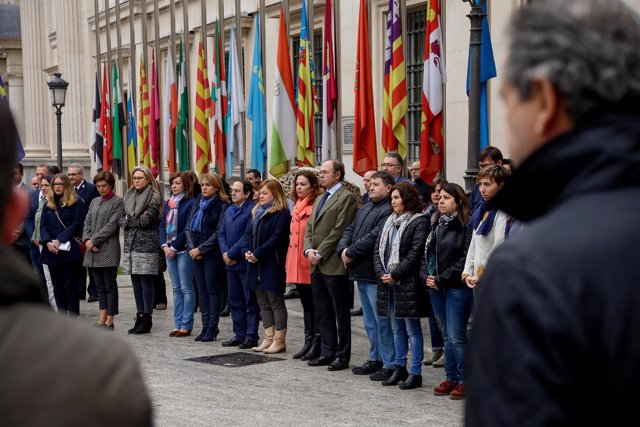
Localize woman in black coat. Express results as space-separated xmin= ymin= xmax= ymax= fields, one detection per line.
xmin=373 ymin=182 xmax=430 ymax=390
xmin=243 ymin=179 xmax=291 ymax=354
xmin=421 ymin=183 xmax=473 ymax=400
xmin=40 ymin=173 xmax=85 ymax=315
xmin=186 ymin=172 xmax=229 ymax=342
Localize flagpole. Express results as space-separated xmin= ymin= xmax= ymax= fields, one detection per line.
xmin=170 ymin=0 xmax=176 ymax=64
xmin=116 ymin=0 xmax=127 ymax=182
xmin=182 ymin=0 xmax=191 ymax=169
xmin=128 ymin=0 xmax=136 ymax=100
xmin=333 ymin=0 xmax=342 ymax=159
xmin=104 ymin=0 xmax=112 ymax=91
xmin=463 ymin=0 xmax=485 ymax=193
xmin=94 ymin=0 xmax=101 ymax=91
xmin=154 ymin=0 xmax=164 ymax=192
xmin=235 ymin=0 xmax=246 ymax=177
xmin=260 ymin=0 xmax=267 ymax=175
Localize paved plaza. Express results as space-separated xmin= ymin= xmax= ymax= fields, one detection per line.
xmin=76 ymin=276 xmax=464 ymax=426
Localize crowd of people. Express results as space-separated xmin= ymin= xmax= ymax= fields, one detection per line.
xmin=11 ymin=144 xmax=515 ymax=400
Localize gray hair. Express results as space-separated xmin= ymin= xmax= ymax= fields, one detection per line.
xmin=67 ymin=163 xmax=84 ymax=175
xmin=506 ymin=0 xmax=640 ymax=123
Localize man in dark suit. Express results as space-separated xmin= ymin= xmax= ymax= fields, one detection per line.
xmin=381 ymin=151 xmax=410 ymax=184
xmin=67 ymin=163 xmax=100 ymax=302
xmin=304 ymin=160 xmax=358 ymax=371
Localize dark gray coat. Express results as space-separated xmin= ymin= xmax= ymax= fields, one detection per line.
xmin=121 ymin=186 xmax=162 ymax=275
xmin=82 ymin=195 xmax=124 ymax=269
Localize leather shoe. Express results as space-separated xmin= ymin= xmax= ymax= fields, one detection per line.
xmin=369 ymin=367 xmax=394 ymax=381
xmin=308 ymin=356 xmax=333 ymax=367
xmin=284 ymin=288 xmax=299 ymax=300
xmin=350 ymin=307 xmax=363 ymax=316
xmin=239 ymin=339 xmax=259 ymax=349
xmin=222 ymin=337 xmax=244 ymax=347
xmin=169 ymin=330 xmax=180 ymax=337
xmin=382 ymin=365 xmax=408 ymax=386
xmin=398 ymin=374 xmax=423 ymax=390
xmin=174 ymin=330 xmax=191 ymax=337
xmin=352 ymin=360 xmax=383 ymax=375
xmin=327 ymin=357 xmax=349 ymax=371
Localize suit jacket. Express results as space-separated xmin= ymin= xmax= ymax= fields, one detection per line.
xmin=75 ymin=179 xmax=100 ymax=206
xmin=304 ymin=185 xmax=358 ymax=276
xmin=24 ymin=189 xmax=42 ymax=243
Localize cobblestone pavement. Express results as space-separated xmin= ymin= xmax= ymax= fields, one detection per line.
xmin=76 ymin=275 xmax=465 ymax=426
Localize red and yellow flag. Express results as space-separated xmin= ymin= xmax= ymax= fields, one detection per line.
xmin=381 ymin=0 xmax=408 ymax=159
xmin=194 ymin=35 xmax=211 ymax=176
xmin=137 ymin=56 xmax=150 ymax=169
xmin=296 ymin=0 xmax=318 ymax=167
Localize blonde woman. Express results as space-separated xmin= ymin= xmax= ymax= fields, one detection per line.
xmin=243 ymin=179 xmax=291 ymax=354
xmin=186 ymin=172 xmax=230 ymax=342
xmin=121 ymin=166 xmax=162 ymax=334
xmin=40 ymin=173 xmax=86 ymax=315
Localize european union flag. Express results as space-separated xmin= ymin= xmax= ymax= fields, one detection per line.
xmin=466 ymin=3 xmax=497 ymax=150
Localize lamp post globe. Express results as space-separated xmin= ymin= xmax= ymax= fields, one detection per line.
xmin=47 ymin=73 xmax=69 ymax=171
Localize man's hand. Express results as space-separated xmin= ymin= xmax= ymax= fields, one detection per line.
xmin=308 ymin=250 xmax=322 ymax=266
xmin=340 ymin=249 xmax=353 ymax=265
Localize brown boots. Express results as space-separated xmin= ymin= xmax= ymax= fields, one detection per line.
xmin=263 ymin=329 xmax=287 ymax=354
xmin=252 ymin=326 xmax=275 ymax=352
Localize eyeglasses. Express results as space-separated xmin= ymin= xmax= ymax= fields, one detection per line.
xmin=132 ymin=176 xmax=147 ymax=181
xmin=380 ymin=163 xmax=400 ymax=168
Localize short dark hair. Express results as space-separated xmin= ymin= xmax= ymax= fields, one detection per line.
xmin=479 ymin=146 xmax=503 ymax=163
xmin=246 ymin=169 xmax=262 ymax=179
xmin=93 ymin=171 xmax=116 ymax=188
xmin=391 ymin=182 xmax=423 ymax=214
xmin=477 ymin=164 xmax=509 ymax=186
xmin=169 ymin=171 xmax=194 ymax=198
xmin=371 ymin=171 xmax=395 ymax=187
xmin=15 ymin=163 xmax=23 ymax=175
xmin=234 ymin=179 xmax=254 ymax=200
xmin=384 ymin=152 xmax=404 ymax=168
xmin=0 ymin=104 xmax=17 ymax=229
xmin=332 ymin=160 xmax=346 ymax=182
xmin=49 ymin=166 xmax=61 ymax=175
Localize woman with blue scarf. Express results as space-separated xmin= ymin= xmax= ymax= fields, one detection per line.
xmin=186 ymin=172 xmax=229 ymax=342
xmin=463 ymin=165 xmax=510 ymax=289
xmin=243 ymin=179 xmax=291 ymax=354
xmin=160 ymin=172 xmax=196 ymax=337
xmin=421 ymin=183 xmax=473 ymax=400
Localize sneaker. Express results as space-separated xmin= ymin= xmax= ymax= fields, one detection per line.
xmin=434 ymin=380 xmax=459 ymax=396
xmin=433 ymin=352 xmax=446 ymax=368
xmin=449 ymin=384 xmax=466 ymax=400
xmin=424 ymin=350 xmax=443 ymax=366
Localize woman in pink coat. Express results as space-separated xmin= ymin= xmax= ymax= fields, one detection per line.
xmin=286 ymin=170 xmax=322 ymax=360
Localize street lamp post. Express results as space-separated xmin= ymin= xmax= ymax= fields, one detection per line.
xmin=47 ymin=73 xmax=69 ymax=171
xmin=462 ymin=0 xmax=485 ymax=193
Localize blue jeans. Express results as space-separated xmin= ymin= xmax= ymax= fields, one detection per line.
xmin=358 ymin=281 xmax=395 ymax=368
xmin=227 ymin=269 xmax=259 ymax=341
xmin=429 ymin=287 xmax=473 ymax=384
xmin=167 ymin=251 xmax=195 ymax=330
xmin=389 ymin=290 xmax=424 ymax=375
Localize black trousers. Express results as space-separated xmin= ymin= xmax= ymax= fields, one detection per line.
xmin=49 ymin=260 xmax=82 ymax=315
xmin=91 ymin=267 xmax=119 ymax=315
xmin=311 ymin=271 xmax=351 ymax=361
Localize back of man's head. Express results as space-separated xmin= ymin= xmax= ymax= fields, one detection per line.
xmin=507 ymin=0 xmax=640 ymax=124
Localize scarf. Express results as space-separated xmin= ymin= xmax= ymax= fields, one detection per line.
xmin=292 ymin=196 xmax=312 ymax=220
xmin=378 ymin=212 xmax=422 ymax=274
xmin=102 ymin=190 xmax=115 ymax=201
xmin=190 ymin=195 xmax=216 ymax=233
xmin=124 ymin=184 xmax=154 ymax=218
xmin=470 ymin=200 xmax=497 ymax=236
xmin=253 ymin=201 xmax=274 ymax=230
xmin=424 ymin=211 xmax=458 ymax=276
xmin=165 ymin=192 xmax=185 ymax=243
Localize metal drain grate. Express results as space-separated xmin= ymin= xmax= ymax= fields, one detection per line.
xmin=185 ymin=352 xmax=285 ymax=368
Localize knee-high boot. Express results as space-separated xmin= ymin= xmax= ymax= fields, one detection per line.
xmin=293 ymin=311 xmax=314 ymax=359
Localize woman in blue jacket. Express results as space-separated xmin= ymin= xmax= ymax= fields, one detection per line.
xmin=243 ymin=179 xmax=291 ymax=354
xmin=160 ymin=172 xmax=196 ymax=337
xmin=218 ymin=179 xmax=258 ymax=348
xmin=186 ymin=172 xmax=229 ymax=342
xmin=40 ymin=173 xmax=85 ymax=315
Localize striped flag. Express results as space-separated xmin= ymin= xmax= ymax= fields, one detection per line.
xmin=296 ymin=0 xmax=318 ymax=167
xmin=111 ymin=62 xmax=124 ymax=177
xmin=247 ymin=13 xmax=267 ymax=176
xmin=0 ymin=75 xmax=25 ymax=162
xmin=163 ymin=49 xmax=178 ymax=174
xmin=194 ymin=35 xmax=211 ymax=176
xmin=91 ymin=73 xmax=104 ymax=170
xmin=100 ymin=64 xmax=113 ymax=172
xmin=137 ymin=55 xmax=150 ymax=170
xmin=321 ymin=0 xmax=338 ymax=161
xmin=226 ymin=26 xmax=245 ymax=177
xmin=381 ymin=0 xmax=408 ymax=159
xmin=211 ymin=21 xmax=228 ymax=176
xmin=176 ymin=34 xmax=189 ymax=171
xmin=149 ymin=51 xmax=160 ymax=177
xmin=353 ymin=0 xmax=377 ymax=176
xmin=126 ymin=63 xmax=138 ymax=175
xmin=421 ymin=0 xmax=447 ymax=184
xmin=269 ymin=6 xmax=297 ymax=177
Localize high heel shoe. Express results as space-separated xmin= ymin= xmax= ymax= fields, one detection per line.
xmin=201 ymin=327 xmax=219 ymax=342
xmin=194 ymin=326 xmax=208 ymax=341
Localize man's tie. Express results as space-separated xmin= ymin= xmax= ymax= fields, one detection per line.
xmin=316 ymin=192 xmax=330 ymax=214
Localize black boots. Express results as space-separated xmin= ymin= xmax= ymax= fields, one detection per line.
xmin=128 ymin=313 xmax=144 ymax=334
xmin=129 ymin=313 xmax=152 ymax=335
xmin=300 ymin=334 xmax=321 ymax=361
xmin=382 ymin=365 xmax=409 ymax=386
xmin=294 ymin=312 xmax=316 ymax=359
xmin=293 ymin=333 xmax=314 ymax=359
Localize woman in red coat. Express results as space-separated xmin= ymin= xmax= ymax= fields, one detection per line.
xmin=286 ymin=170 xmax=322 ymax=360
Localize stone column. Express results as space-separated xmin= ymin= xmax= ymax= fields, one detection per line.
xmin=5 ymin=49 xmax=24 ymax=147
xmin=20 ymin=0 xmax=50 ymax=158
